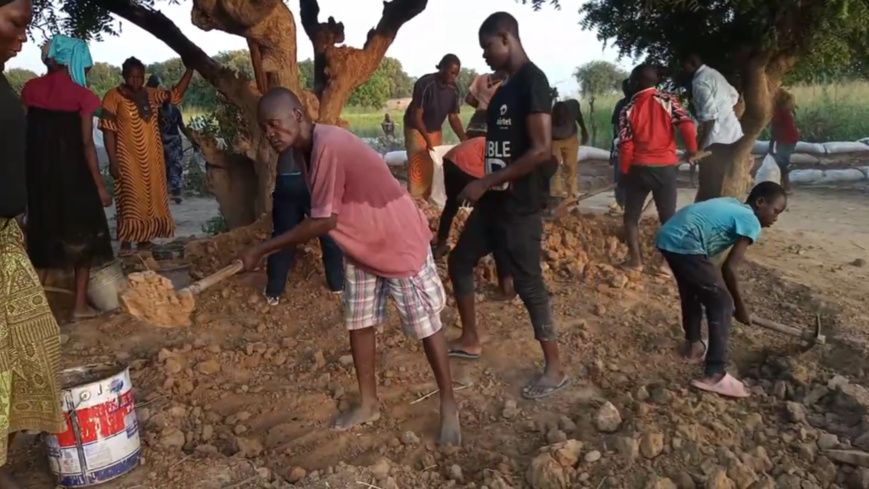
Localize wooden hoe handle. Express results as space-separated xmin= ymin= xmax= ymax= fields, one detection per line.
xmin=185 ymin=260 xmax=244 ymax=295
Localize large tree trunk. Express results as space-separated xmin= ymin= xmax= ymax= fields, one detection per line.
xmin=695 ymin=52 xmax=794 ymax=201
xmin=100 ymin=0 xmax=427 ymax=230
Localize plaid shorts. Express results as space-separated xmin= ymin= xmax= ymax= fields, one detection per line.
xmin=343 ymin=250 xmax=445 ymax=340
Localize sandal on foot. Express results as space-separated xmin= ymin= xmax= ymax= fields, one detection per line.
xmin=522 ymin=376 xmax=571 ymax=400
xmin=691 ymin=373 xmax=750 ymax=399
xmin=448 ymin=349 xmax=480 ymax=360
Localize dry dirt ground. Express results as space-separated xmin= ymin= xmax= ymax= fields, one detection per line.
xmin=9 ymin=163 xmax=869 ymax=489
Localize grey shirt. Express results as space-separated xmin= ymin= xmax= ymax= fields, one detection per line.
xmin=552 ymin=99 xmax=582 ymax=141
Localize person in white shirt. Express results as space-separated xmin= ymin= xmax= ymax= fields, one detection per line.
xmin=682 ymin=54 xmax=743 ymax=149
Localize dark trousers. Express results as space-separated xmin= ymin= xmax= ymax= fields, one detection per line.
xmin=623 ymin=164 xmax=678 ymax=224
xmin=660 ymin=250 xmax=733 ymax=376
xmin=609 ymin=139 xmax=624 ymax=206
xmin=448 ymin=206 xmax=555 ymax=341
xmin=266 ymin=174 xmax=344 ymax=297
xmin=438 ymin=160 xmax=512 ymax=281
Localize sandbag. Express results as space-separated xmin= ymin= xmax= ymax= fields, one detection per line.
xmin=789 ymin=169 xmax=824 ymax=184
xmin=753 ymin=140 xmax=770 ymax=155
xmin=753 ymin=154 xmax=781 ymax=186
xmin=384 ymin=150 xmax=408 ymax=167
xmin=578 ymin=146 xmax=611 ymax=161
xmin=795 ymin=141 xmax=827 ymax=155
xmin=427 ymin=146 xmax=453 ymax=210
xmin=817 ymin=169 xmax=867 ymax=184
xmin=790 ymin=153 xmax=821 ymax=165
xmin=822 ymin=141 xmax=869 ymax=154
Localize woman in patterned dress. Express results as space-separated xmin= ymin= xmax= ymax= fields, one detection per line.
xmin=99 ymin=57 xmax=193 ymax=255
xmin=0 ymin=0 xmax=65 ymax=486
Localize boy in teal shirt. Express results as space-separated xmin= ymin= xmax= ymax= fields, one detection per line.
xmin=656 ymin=181 xmax=787 ymax=398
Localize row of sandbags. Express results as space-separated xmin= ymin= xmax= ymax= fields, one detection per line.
xmin=384 ymin=140 xmax=869 ymax=169
xmin=752 ymin=139 xmax=869 ymax=156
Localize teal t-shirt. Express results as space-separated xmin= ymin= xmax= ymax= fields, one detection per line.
xmin=656 ymin=197 xmax=762 ymax=257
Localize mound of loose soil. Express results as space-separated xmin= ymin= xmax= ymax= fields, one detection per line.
xmin=17 ymin=200 xmax=869 ymax=489
xmin=120 ymin=271 xmax=195 ymax=328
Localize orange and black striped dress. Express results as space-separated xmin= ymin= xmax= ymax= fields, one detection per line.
xmin=99 ymin=86 xmax=182 ymax=242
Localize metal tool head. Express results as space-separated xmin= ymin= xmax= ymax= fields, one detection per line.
xmin=813 ymin=313 xmax=827 ymax=345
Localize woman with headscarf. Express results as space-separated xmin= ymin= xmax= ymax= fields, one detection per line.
xmin=0 ymin=0 xmax=66 ymax=485
xmin=21 ymin=34 xmax=114 ymax=321
xmin=99 ymin=57 xmax=194 ymax=255
xmin=404 ymin=54 xmax=466 ymax=199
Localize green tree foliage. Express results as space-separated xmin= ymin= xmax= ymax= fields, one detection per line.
xmin=87 ymin=61 xmax=120 ymax=97
xmin=298 ymin=58 xmax=314 ymax=90
xmin=577 ymin=0 xmax=869 ymax=82
xmin=348 ymin=66 xmax=391 ymax=108
xmin=455 ymin=67 xmax=479 ymax=99
xmin=573 ymin=60 xmax=628 ymax=98
xmin=379 ymin=57 xmax=414 ymax=98
xmin=4 ymin=67 xmax=37 ymax=94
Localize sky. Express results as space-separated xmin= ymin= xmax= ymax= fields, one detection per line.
xmin=7 ymin=0 xmax=632 ymax=97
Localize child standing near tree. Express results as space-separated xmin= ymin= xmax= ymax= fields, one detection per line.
xmin=770 ymin=88 xmax=799 ymax=193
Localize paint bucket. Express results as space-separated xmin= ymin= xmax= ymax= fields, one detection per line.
xmin=45 ymin=363 xmax=141 ymax=487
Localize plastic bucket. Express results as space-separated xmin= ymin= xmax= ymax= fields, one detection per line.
xmin=159 ymin=262 xmax=192 ymax=290
xmin=86 ymin=261 xmax=126 ymax=312
xmin=46 ymin=363 xmax=141 ymax=487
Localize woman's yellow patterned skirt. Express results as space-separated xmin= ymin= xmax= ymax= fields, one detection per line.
xmin=0 ymin=218 xmax=64 ymax=466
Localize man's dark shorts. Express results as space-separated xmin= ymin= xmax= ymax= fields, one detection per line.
xmin=622 ymin=164 xmax=678 ymax=224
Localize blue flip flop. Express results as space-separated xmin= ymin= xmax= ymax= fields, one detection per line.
xmin=522 ymin=376 xmax=571 ymax=400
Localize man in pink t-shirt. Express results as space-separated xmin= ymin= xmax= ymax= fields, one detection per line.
xmin=239 ymin=88 xmax=461 ymax=446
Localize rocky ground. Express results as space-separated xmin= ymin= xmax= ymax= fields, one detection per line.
xmin=10 ymin=184 xmax=869 ymax=489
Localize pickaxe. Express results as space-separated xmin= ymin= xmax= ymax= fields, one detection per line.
xmin=750 ymin=313 xmax=826 ymax=346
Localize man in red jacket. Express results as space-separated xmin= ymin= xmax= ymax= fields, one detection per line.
xmin=618 ymin=64 xmax=698 ymax=269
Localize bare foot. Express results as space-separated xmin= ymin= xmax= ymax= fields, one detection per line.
xmin=620 ymin=259 xmax=643 ymax=271
xmin=681 ymin=340 xmax=707 ymax=363
xmin=331 ymin=403 xmax=380 ymax=431
xmin=447 ymin=337 xmax=482 ymax=359
xmin=72 ymin=305 xmax=100 ymax=321
xmin=438 ymin=403 xmax=461 ymax=446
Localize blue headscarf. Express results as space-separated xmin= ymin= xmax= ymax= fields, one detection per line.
xmin=42 ymin=35 xmax=93 ymax=86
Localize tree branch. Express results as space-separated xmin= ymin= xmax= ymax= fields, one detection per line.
xmin=300 ymin=0 xmax=428 ymax=121
xmin=95 ymin=0 xmax=258 ymax=110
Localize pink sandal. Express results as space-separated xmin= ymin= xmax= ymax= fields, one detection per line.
xmin=691 ymin=373 xmax=750 ymax=399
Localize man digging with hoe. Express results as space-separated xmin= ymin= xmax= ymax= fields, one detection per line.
xmin=237 ymin=88 xmax=461 ymax=446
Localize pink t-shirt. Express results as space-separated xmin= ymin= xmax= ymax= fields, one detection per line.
xmin=305 ymin=124 xmax=433 ymax=278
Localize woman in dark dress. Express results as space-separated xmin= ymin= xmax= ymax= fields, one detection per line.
xmin=0 ymin=0 xmax=66 ymax=486
xmin=21 ymin=34 xmax=113 ymax=321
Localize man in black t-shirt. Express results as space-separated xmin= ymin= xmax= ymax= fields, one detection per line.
xmin=446 ymin=11 xmax=567 ymax=400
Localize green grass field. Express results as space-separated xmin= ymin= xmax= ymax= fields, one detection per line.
xmin=184 ymin=80 xmax=869 ymax=149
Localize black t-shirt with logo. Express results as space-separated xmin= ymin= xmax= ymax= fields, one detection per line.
xmin=480 ymin=62 xmax=553 ymax=216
